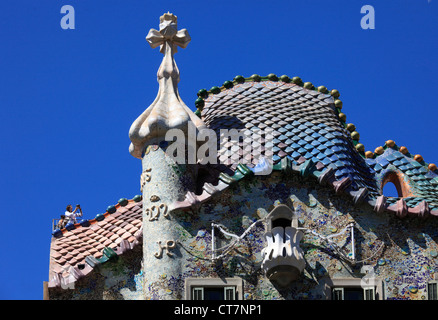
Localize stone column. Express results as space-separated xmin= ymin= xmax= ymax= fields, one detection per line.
xmin=128 ymin=13 xmax=206 ymax=299
xmin=141 ymin=145 xmax=195 ymax=299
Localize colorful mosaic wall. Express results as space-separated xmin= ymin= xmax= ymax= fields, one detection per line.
xmin=51 ymin=170 xmax=438 ymax=300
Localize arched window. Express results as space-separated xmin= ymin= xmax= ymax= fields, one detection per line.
xmin=381 ymin=171 xmax=412 ymax=198
xmin=382 ymin=181 xmax=399 ymax=198
xmin=266 ymin=205 xmax=298 ymax=232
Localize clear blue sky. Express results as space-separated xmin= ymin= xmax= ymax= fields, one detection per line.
xmin=0 ymin=0 xmax=437 ymax=300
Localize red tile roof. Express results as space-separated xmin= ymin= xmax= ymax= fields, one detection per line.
xmin=48 ymin=198 xmax=143 ymax=289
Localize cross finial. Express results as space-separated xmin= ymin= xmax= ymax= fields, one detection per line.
xmin=128 ymin=14 xmax=205 ymax=159
xmin=146 ymin=12 xmax=191 ymax=55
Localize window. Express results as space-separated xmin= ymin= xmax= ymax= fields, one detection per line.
xmin=428 ymin=282 xmax=437 ymax=300
xmin=191 ymin=286 xmax=236 ymax=300
xmin=266 ymin=205 xmax=297 ymax=232
xmin=272 ymin=218 xmax=292 ymax=229
xmin=326 ymin=278 xmax=382 ymax=300
xmin=382 ymin=181 xmax=399 ymax=198
xmin=185 ymin=278 xmax=243 ymax=300
xmin=332 ymin=287 xmax=375 ymax=300
xmin=381 ymin=171 xmax=411 ymax=198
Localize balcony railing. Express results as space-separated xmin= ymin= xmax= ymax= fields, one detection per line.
xmin=261 ymin=226 xmax=305 ymax=287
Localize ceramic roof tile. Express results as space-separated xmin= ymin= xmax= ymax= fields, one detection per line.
xmin=200 ymin=80 xmax=380 ymax=198
xmin=48 ymin=198 xmax=143 ymax=289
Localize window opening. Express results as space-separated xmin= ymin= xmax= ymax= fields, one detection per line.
xmin=428 ymin=282 xmax=437 ymax=300
xmin=272 ymin=218 xmax=291 ymax=229
xmin=382 ymin=181 xmax=399 ymax=198
xmin=332 ymin=287 xmax=375 ymax=300
xmin=191 ymin=286 xmax=236 ymax=300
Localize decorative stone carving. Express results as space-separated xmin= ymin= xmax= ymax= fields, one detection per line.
xmin=145 ymin=203 xmax=168 ymax=221
xmin=129 ymin=12 xmax=206 ymax=158
xmin=261 ymin=226 xmax=305 ymax=287
xmin=261 ymin=205 xmax=305 ymax=287
xmin=140 ymin=168 xmax=152 ymax=192
xmin=154 ymin=240 xmax=176 ymax=258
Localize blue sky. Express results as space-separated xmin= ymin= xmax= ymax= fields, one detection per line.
xmin=0 ymin=0 xmax=437 ymax=300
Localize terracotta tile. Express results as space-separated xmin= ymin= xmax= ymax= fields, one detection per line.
xmin=99 ymin=231 xmax=109 ymax=239
xmin=51 ymin=243 xmax=63 ymax=251
xmin=71 ymin=228 xmax=83 ymax=235
xmin=52 ymin=264 xmax=63 ymax=274
xmin=82 ymin=236 xmax=91 ymax=243
xmin=124 ymin=202 xmax=135 ymax=209
xmin=109 ymin=233 xmax=119 ymax=242
xmin=121 ymin=232 xmax=131 ymax=240
xmin=56 ymin=241 xmax=69 ymax=248
xmin=111 ymin=212 xmax=122 ymax=219
xmin=64 ymin=252 xmax=74 ymax=260
xmin=51 ymin=251 xmax=62 ymax=259
xmin=113 ymin=220 xmax=124 ymax=226
xmin=105 ymin=231 xmax=115 ymax=239
xmin=72 ymin=243 xmax=84 ymax=250
xmin=116 ymin=228 xmax=126 ymax=236
xmin=83 ymin=228 xmax=95 ymax=236
xmin=90 ymin=224 xmax=100 ymax=230
xmin=77 ymin=246 xmax=88 ymax=253
xmin=119 ymin=221 xmax=129 ymax=228
xmin=117 ymin=207 xmax=128 ymax=214
xmin=127 ymin=225 xmax=138 ymax=234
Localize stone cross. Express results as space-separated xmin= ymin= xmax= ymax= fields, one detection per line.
xmin=129 ymin=13 xmax=205 ymax=159
xmin=146 ymin=12 xmax=191 ymax=55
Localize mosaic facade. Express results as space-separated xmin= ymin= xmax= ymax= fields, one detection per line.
xmin=48 ymin=166 xmax=438 ymax=300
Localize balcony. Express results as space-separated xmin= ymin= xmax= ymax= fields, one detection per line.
xmin=261 ymin=223 xmax=305 ymax=287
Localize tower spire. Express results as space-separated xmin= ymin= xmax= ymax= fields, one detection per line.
xmin=129 ymin=12 xmax=206 ymax=159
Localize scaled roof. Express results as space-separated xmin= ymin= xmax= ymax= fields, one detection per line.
xmin=48 ymin=198 xmax=142 ymax=289
xmin=173 ymin=74 xmax=438 ymax=218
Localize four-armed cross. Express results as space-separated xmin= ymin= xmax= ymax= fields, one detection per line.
xmin=146 ymin=12 xmax=191 ymax=54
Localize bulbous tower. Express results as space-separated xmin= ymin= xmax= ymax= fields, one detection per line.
xmin=129 ymin=13 xmax=206 ymax=299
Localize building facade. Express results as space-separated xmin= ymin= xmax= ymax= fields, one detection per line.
xmin=45 ymin=13 xmax=438 ymax=300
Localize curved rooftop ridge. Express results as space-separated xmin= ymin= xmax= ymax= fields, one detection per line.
xmin=171 ymin=159 xmax=438 ymax=219
xmin=198 ymin=76 xmax=381 ymax=198
xmin=170 ymin=73 xmax=438 ymax=219
xmin=193 ymin=73 xmax=365 ymax=153
xmin=366 ymin=139 xmax=438 ymax=174
xmin=193 ymin=73 xmax=438 ymax=174
xmin=48 ymin=197 xmax=143 ymax=289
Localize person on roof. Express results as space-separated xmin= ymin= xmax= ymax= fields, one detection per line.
xmin=65 ymin=204 xmax=83 ymax=224
xmin=57 ymin=215 xmax=67 ymax=229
